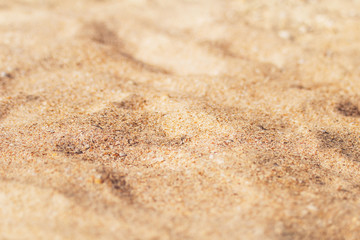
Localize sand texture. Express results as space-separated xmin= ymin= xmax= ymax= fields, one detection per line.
xmin=1 ymin=0 xmax=360 ymax=239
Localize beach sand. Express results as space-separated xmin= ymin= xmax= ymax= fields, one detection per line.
xmin=1 ymin=0 xmax=360 ymax=239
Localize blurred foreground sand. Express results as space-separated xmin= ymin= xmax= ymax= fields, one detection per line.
xmin=1 ymin=0 xmax=360 ymax=239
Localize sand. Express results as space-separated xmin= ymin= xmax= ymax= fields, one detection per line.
xmin=1 ymin=0 xmax=360 ymax=239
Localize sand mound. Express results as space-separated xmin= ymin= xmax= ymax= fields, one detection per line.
xmin=1 ymin=0 xmax=360 ymax=239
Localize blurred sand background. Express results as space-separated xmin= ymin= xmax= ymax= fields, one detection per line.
xmin=1 ymin=0 xmax=360 ymax=239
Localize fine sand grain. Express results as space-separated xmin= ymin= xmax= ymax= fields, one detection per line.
xmin=1 ymin=0 xmax=360 ymax=239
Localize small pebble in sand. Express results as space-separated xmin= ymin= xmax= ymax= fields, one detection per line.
xmin=278 ymin=30 xmax=292 ymax=40
xmin=0 ymin=72 xmax=11 ymax=78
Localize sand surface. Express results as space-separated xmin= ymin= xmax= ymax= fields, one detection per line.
xmin=1 ymin=0 xmax=360 ymax=239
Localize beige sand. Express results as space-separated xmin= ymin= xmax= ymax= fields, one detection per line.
xmin=1 ymin=0 xmax=360 ymax=239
